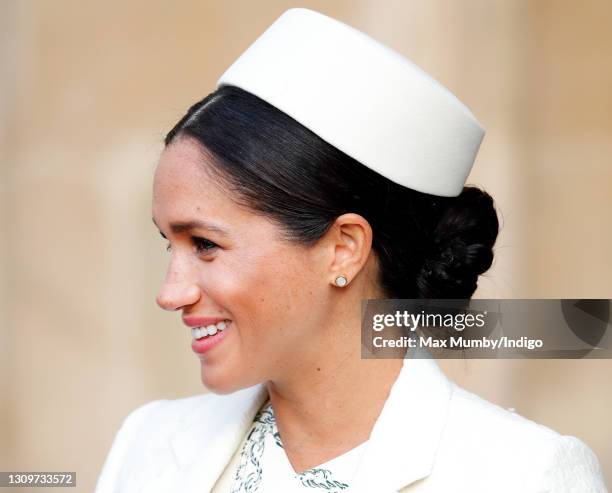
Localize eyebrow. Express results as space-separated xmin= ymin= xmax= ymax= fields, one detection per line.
xmin=152 ymin=217 xmax=229 ymax=237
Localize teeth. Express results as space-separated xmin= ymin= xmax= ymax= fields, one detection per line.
xmin=191 ymin=320 xmax=230 ymax=340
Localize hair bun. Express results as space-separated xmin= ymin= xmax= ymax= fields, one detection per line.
xmin=417 ymin=186 xmax=499 ymax=298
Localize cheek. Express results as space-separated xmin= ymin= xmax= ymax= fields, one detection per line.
xmin=210 ymin=249 xmax=321 ymax=348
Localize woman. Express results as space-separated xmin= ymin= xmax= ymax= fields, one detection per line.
xmin=95 ymin=8 xmax=608 ymax=493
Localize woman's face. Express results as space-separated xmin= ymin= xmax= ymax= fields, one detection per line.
xmin=152 ymin=136 xmax=337 ymax=394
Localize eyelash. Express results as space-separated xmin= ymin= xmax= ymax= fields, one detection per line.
xmin=164 ymin=236 xmax=218 ymax=255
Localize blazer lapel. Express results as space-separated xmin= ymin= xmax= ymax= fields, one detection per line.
xmin=138 ymin=382 xmax=269 ymax=493
xmin=351 ymin=350 xmax=453 ymax=492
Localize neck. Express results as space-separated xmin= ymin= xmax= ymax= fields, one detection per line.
xmin=264 ymin=285 xmax=404 ymax=471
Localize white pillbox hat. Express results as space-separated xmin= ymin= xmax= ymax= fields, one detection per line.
xmin=217 ymin=7 xmax=485 ymax=197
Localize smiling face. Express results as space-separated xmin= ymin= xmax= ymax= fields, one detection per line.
xmin=152 ymin=136 xmax=341 ymax=394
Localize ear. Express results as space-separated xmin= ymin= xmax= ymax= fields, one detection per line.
xmin=324 ymin=213 xmax=373 ymax=286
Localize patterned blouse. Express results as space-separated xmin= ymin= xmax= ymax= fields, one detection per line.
xmin=227 ymin=399 xmax=368 ymax=492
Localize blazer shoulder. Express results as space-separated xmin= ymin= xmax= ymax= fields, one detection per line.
xmin=448 ymin=383 xmax=560 ymax=442
xmin=123 ymin=391 xmax=232 ymax=444
xmin=94 ymin=393 xmax=214 ymax=493
xmin=432 ymin=383 xmax=608 ymax=491
xmin=95 ymin=399 xmax=168 ymax=492
xmin=535 ymin=435 xmax=609 ymax=492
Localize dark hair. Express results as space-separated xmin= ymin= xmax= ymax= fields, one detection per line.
xmin=164 ymin=85 xmax=499 ymax=299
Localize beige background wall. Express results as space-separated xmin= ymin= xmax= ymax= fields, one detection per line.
xmin=1 ymin=0 xmax=611 ymax=490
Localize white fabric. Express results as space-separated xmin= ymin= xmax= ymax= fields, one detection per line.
xmin=256 ymin=432 xmax=366 ymax=492
xmin=217 ymin=7 xmax=485 ymax=197
xmin=222 ymin=398 xmax=367 ymax=492
xmin=94 ymin=353 xmax=609 ymax=492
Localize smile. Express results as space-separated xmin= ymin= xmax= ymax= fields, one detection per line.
xmin=191 ymin=320 xmax=231 ymax=340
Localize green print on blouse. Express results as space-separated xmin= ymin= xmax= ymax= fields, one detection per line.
xmin=229 ymin=401 xmax=350 ymax=492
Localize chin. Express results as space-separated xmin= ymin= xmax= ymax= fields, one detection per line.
xmin=200 ymin=363 xmax=250 ymax=395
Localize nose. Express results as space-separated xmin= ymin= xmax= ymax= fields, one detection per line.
xmin=156 ymin=281 xmax=201 ymax=311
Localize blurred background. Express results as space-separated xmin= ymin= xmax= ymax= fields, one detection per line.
xmin=1 ymin=0 xmax=611 ymax=490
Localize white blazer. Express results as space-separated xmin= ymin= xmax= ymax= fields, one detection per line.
xmin=94 ymin=355 xmax=608 ymax=492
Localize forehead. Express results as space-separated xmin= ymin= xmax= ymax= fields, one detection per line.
xmin=155 ymin=137 xmax=213 ymax=189
xmin=152 ymin=137 xmax=241 ymax=225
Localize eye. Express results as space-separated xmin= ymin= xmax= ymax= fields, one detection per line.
xmin=192 ymin=236 xmax=218 ymax=255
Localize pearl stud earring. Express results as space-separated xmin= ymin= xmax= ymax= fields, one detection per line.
xmin=334 ymin=275 xmax=348 ymax=287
